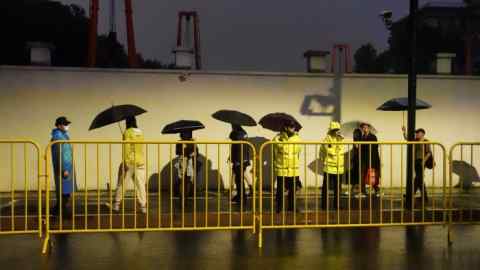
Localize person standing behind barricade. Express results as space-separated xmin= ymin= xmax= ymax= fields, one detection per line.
xmin=357 ymin=123 xmax=381 ymax=196
xmin=273 ymin=120 xmax=301 ymax=213
xmin=113 ymin=116 xmax=147 ymax=214
xmin=229 ymin=125 xmax=252 ymax=204
xmin=402 ymin=126 xmax=432 ymax=204
xmin=51 ymin=116 xmax=75 ymax=217
xmin=174 ymin=130 xmax=199 ymax=199
xmin=321 ymin=121 xmax=345 ymax=210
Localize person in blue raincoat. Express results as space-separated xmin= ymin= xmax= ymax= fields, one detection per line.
xmin=51 ymin=116 xmax=75 ymax=216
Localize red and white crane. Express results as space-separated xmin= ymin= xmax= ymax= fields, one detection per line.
xmin=87 ymin=0 xmax=138 ymax=68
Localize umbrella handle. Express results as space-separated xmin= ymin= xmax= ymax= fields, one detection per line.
xmin=111 ymin=102 xmax=125 ymax=135
xmin=118 ymin=121 xmax=124 ymax=135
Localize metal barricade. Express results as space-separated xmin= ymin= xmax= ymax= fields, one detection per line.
xmin=448 ymin=143 xmax=480 ymax=225
xmin=42 ymin=140 xmax=256 ymax=253
xmin=258 ymin=141 xmax=447 ymax=247
xmin=0 ymin=140 xmax=42 ymax=236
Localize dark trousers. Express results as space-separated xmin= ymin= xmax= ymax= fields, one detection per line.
xmin=276 ymin=176 xmax=298 ymax=213
xmin=406 ymin=159 xmax=429 ymax=208
xmin=322 ymin=173 xmax=342 ymax=210
xmin=233 ymin=165 xmax=246 ymax=199
xmin=174 ymin=176 xmax=193 ymax=198
xmin=53 ymin=194 xmax=70 ymax=216
xmin=413 ymin=159 xmax=428 ymax=200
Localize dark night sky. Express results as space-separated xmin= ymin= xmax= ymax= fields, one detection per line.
xmin=59 ymin=0 xmax=462 ymax=71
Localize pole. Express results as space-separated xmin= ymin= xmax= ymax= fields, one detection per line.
xmin=406 ymin=0 xmax=418 ymax=210
xmin=124 ymin=0 xmax=138 ymax=68
xmin=87 ymin=0 xmax=99 ymax=67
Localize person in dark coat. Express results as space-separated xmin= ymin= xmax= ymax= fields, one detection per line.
xmin=355 ymin=123 xmax=381 ymax=195
xmin=175 ymin=130 xmax=200 ymax=198
xmin=50 ymin=116 xmax=75 ymax=217
xmin=229 ymin=125 xmax=251 ymax=204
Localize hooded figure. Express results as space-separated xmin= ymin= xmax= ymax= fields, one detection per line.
xmin=273 ymin=120 xmax=301 ymax=213
xmin=229 ymin=125 xmax=252 ymax=204
xmin=321 ymin=121 xmax=345 ymax=210
xmin=51 ymin=116 xmax=75 ymax=216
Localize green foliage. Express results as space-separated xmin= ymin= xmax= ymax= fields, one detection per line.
xmin=354 ymin=43 xmax=378 ymax=73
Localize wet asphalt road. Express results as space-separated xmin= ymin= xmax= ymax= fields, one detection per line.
xmin=1 ymin=225 xmax=479 ymax=270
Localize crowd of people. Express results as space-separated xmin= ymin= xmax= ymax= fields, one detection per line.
xmin=49 ymin=115 xmax=433 ymax=216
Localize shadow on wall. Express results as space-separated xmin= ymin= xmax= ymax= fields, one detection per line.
xmin=300 ymin=72 xmax=342 ymax=122
xmin=148 ymin=154 xmax=225 ymax=192
xmin=247 ymin=136 xmax=273 ymax=191
xmin=452 ymin=160 xmax=480 ymax=190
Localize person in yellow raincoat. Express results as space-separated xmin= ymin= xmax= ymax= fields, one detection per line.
xmin=321 ymin=121 xmax=345 ymax=210
xmin=273 ymin=120 xmax=301 ymax=213
xmin=113 ymin=116 xmax=147 ymax=214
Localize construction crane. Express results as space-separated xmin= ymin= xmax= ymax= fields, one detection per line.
xmin=87 ymin=0 xmax=138 ymax=68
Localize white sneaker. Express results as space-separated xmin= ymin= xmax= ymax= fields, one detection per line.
xmin=354 ymin=193 xmax=367 ymax=199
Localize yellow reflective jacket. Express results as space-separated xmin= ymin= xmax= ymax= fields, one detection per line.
xmin=321 ymin=134 xmax=345 ymax=175
xmin=123 ymin=128 xmax=145 ymax=166
xmin=273 ymin=132 xmax=301 ymax=177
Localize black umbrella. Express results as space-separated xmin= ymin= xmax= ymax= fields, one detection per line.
xmin=212 ymin=110 xmax=257 ymax=126
xmin=377 ymin=97 xmax=431 ymax=111
xmin=259 ymin=113 xmax=302 ymax=132
xmin=377 ymin=97 xmax=431 ymax=127
xmin=89 ymin=104 xmax=147 ymax=130
xmin=161 ymin=120 xmax=205 ymax=134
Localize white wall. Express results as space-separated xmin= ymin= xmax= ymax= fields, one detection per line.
xmin=1 ymin=66 xmax=479 ymax=191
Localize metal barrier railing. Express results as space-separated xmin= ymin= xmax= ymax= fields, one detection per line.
xmin=4 ymin=138 xmax=478 ymax=251
xmin=448 ymin=143 xmax=480 ymax=225
xmin=258 ymin=141 xmax=448 ymax=247
xmin=0 ymin=140 xmax=42 ymax=237
xmin=42 ymin=140 xmax=256 ymax=253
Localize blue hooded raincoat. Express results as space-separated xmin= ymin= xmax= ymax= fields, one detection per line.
xmin=51 ymin=128 xmax=75 ymax=194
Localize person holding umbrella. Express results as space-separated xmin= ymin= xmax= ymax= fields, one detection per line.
xmin=272 ymin=119 xmax=301 ymax=213
xmin=321 ymin=121 xmax=345 ymax=210
xmin=212 ymin=110 xmax=257 ymax=204
xmin=229 ymin=124 xmax=252 ymax=204
xmin=162 ymin=120 xmax=205 ymax=199
xmin=259 ymin=113 xmax=302 ymax=213
xmin=50 ymin=116 xmax=75 ymax=217
xmin=113 ymin=116 xmax=147 ymax=214
xmin=175 ymin=130 xmax=199 ymax=198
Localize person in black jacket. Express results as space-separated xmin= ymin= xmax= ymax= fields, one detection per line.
xmin=229 ymin=125 xmax=251 ymax=204
xmin=355 ymin=123 xmax=381 ymax=196
xmin=174 ymin=130 xmax=199 ymax=198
